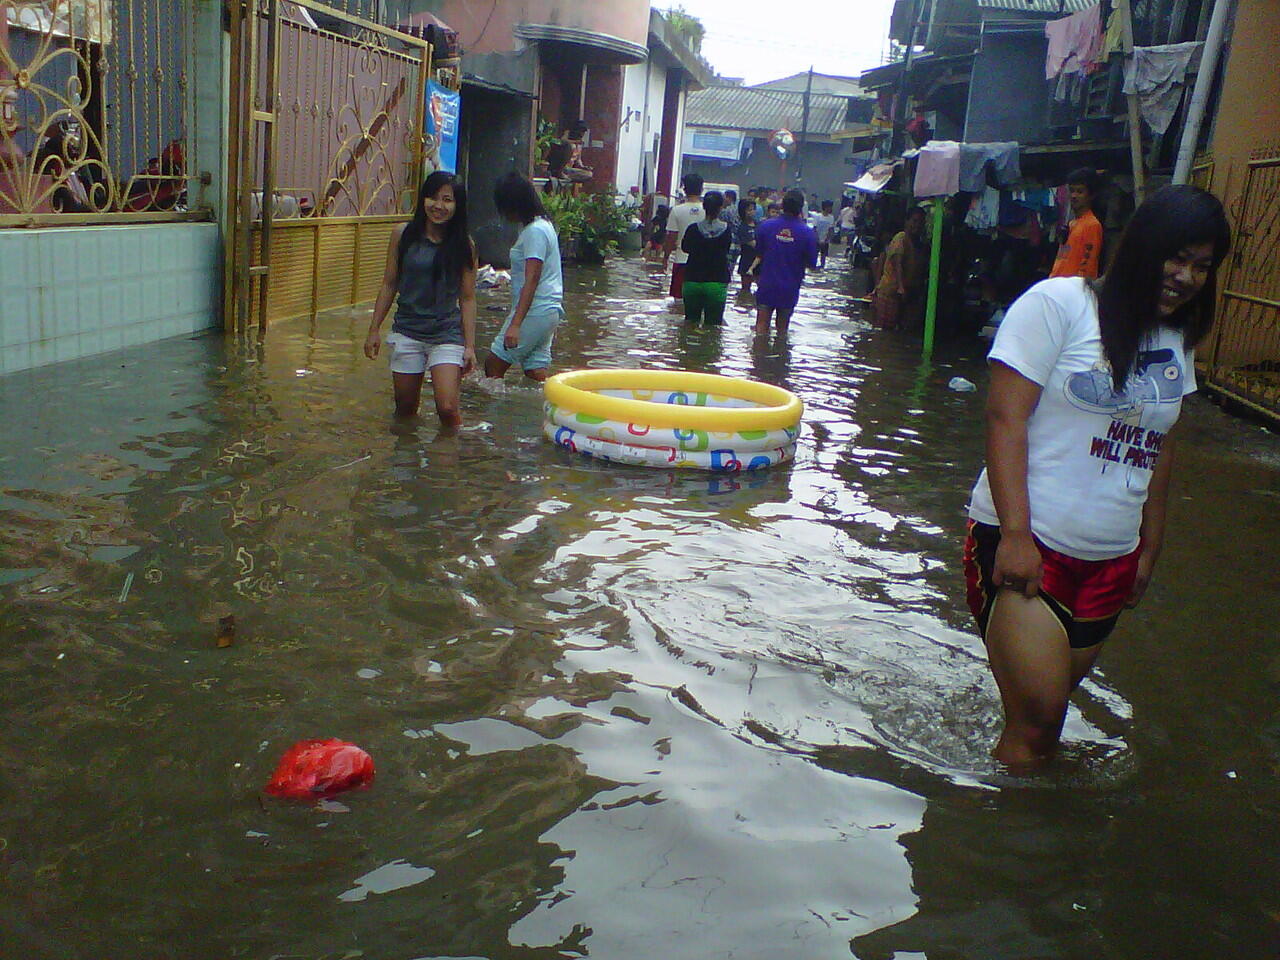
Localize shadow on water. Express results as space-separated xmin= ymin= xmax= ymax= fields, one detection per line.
xmin=1 ymin=254 xmax=1277 ymax=958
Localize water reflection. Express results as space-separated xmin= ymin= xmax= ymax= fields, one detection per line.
xmin=1 ymin=255 xmax=1277 ymax=959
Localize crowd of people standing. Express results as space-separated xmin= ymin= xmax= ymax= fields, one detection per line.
xmin=657 ymin=173 xmax=843 ymax=336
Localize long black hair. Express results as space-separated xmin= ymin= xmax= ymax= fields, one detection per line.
xmin=1096 ymin=184 xmax=1231 ymax=390
xmin=493 ymin=171 xmax=546 ymax=225
xmin=398 ymin=171 xmax=473 ymax=283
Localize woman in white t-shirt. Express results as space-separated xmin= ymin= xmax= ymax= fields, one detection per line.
xmin=964 ymin=185 xmax=1232 ymax=767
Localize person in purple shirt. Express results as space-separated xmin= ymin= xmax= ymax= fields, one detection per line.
xmin=752 ymin=189 xmax=818 ymax=336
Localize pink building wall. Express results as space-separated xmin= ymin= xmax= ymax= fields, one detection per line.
xmin=428 ymin=0 xmax=648 ymax=60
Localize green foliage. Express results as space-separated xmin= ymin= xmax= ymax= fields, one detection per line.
xmin=664 ymin=6 xmax=705 ymax=53
xmin=534 ymin=116 xmax=560 ymax=167
xmin=544 ymin=191 xmax=633 ymax=261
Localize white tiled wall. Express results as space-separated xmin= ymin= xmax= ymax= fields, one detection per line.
xmin=0 ymin=222 xmax=221 ymax=374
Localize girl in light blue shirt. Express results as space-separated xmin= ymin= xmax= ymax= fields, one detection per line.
xmin=484 ymin=173 xmax=564 ymax=382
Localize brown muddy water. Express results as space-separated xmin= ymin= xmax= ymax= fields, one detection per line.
xmin=1 ymin=254 xmax=1278 ymax=960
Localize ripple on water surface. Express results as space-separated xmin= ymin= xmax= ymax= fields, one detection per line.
xmin=2 ymin=256 xmax=1276 ymax=959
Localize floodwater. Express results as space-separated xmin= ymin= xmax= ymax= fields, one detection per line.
xmin=1 ymin=254 xmax=1277 ymax=960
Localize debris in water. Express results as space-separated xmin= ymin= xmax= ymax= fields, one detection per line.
xmin=118 ymin=572 xmax=134 ymax=603
xmin=265 ymin=739 xmax=375 ymax=800
xmin=948 ymin=376 xmax=977 ymax=392
xmin=216 ymin=615 xmax=236 ymax=648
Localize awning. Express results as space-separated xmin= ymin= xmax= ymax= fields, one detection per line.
xmin=850 ymin=161 xmax=900 ymax=193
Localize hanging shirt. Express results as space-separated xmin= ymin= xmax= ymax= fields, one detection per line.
xmin=1123 ymin=42 xmax=1203 ymax=135
xmin=1050 ymin=209 xmax=1104 ymax=279
xmin=1045 ymin=3 xmax=1104 ymax=79
xmin=913 ymin=140 xmax=961 ymax=197
xmin=969 ymin=277 xmax=1196 ymax=560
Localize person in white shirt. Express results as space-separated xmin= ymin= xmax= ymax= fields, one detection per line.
xmin=964 ymin=185 xmax=1232 ymax=768
xmin=664 ymin=172 xmax=705 ymax=303
xmin=808 ymin=200 xmax=835 ymax=269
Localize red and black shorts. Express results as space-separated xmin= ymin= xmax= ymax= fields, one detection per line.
xmin=963 ymin=521 xmax=1140 ymax=649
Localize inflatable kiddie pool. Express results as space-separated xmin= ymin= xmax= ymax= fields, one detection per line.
xmin=543 ymin=369 xmax=803 ymax=471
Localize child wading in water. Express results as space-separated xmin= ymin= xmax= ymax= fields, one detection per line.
xmin=484 ymin=172 xmax=564 ymax=382
xmin=364 ymin=172 xmax=477 ymax=425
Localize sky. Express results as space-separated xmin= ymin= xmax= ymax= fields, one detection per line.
xmin=669 ymin=0 xmax=898 ymax=86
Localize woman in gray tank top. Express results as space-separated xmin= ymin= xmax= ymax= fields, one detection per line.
xmin=364 ymin=172 xmax=477 ymax=426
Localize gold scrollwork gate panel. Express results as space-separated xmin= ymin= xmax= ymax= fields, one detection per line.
xmin=0 ymin=0 xmax=206 ymax=225
xmin=1206 ymin=145 xmax=1280 ymax=423
xmin=227 ymin=0 xmax=429 ymax=333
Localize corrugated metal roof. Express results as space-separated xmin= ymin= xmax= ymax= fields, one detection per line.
xmin=752 ymin=72 xmax=868 ymax=98
xmin=979 ymin=0 xmax=1096 ymax=12
xmin=684 ymin=85 xmax=848 ymax=137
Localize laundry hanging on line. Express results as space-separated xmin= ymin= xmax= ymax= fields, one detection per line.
xmin=958 ymin=142 xmax=1021 ymax=193
xmin=913 ymin=140 xmax=960 ymax=197
xmin=1045 ymin=3 xmax=1104 ymax=80
xmin=1122 ymin=42 xmax=1203 ymax=135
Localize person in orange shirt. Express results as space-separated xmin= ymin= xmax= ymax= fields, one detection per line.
xmin=1051 ymin=167 xmax=1104 ymax=279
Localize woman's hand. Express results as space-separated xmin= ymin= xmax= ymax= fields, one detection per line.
xmin=992 ymin=529 xmax=1043 ymax=598
xmin=363 ymin=329 xmax=381 ymax=359
xmin=461 ymin=347 xmax=476 ymax=376
xmin=1126 ymin=547 xmax=1159 ymax=608
xmin=503 ymin=324 xmax=522 ymax=351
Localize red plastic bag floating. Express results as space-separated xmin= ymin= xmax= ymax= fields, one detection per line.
xmin=265 ymin=739 xmax=375 ymax=800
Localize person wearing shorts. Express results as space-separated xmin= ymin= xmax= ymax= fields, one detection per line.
xmin=966 ymin=184 xmax=1232 ymax=767
xmin=484 ymin=172 xmax=564 ymax=382
xmin=364 ymin=172 xmax=476 ymax=426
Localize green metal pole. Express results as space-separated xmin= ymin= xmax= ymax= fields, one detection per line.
xmin=923 ymin=197 xmax=943 ymax=358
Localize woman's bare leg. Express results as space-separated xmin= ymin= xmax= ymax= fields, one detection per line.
xmin=983 ymin=590 xmax=1077 ymax=768
xmin=392 ymin=372 xmax=425 ymax=417
xmin=428 ymin=363 xmax=463 ymax=430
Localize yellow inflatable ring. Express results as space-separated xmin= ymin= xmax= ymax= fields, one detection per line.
xmin=543 ymin=369 xmax=803 ymax=432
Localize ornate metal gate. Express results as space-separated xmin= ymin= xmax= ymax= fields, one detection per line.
xmin=1204 ymin=143 xmax=1280 ymax=422
xmin=225 ymin=0 xmax=430 ymax=334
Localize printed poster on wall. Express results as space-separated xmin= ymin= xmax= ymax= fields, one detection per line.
xmin=426 ymin=80 xmax=460 ymax=174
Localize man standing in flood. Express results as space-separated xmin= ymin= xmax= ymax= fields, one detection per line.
xmin=1050 ymin=167 xmax=1105 ymax=279
xmin=664 ymin=173 xmax=706 ymax=306
xmin=753 ymin=189 xmax=818 ymax=336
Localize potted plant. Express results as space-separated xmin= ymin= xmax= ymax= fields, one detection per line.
xmin=533 ymin=117 xmax=559 ymax=176
xmin=544 ymin=190 xmax=631 ymax=264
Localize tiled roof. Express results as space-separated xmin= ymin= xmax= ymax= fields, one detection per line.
xmin=684 ymin=85 xmax=849 ymax=137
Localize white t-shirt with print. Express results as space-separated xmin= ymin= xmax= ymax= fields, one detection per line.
xmin=666 ymin=200 xmax=704 ymax=265
xmin=968 ymin=277 xmax=1197 ymax=561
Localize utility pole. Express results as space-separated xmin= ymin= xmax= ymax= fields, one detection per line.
xmin=796 ymin=65 xmax=813 ymax=187
xmin=1116 ymin=0 xmax=1146 ymax=202
xmin=891 ymin=0 xmax=924 ymax=156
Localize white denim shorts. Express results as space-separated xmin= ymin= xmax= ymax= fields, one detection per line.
xmin=385 ymin=331 xmax=466 ymax=375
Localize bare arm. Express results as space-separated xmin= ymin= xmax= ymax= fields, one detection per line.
xmin=984 ymin=360 xmax=1045 ymax=596
xmin=504 ymin=257 xmax=544 ymax=350
xmin=1127 ymin=424 xmax=1178 ymax=607
xmin=458 ymin=239 xmax=478 ymax=374
xmin=663 ymin=229 xmax=677 ymax=265
xmin=364 ymin=224 xmax=406 ymax=359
